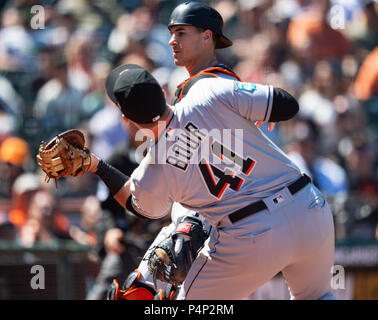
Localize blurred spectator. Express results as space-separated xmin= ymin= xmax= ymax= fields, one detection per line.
xmin=353 ymin=46 xmax=378 ymax=136
xmin=344 ymin=140 xmax=377 ymax=195
xmin=69 ymin=195 xmax=101 ymax=247
xmin=0 ymin=6 xmax=35 ymax=71
xmin=0 ymin=75 xmax=23 ymax=117
xmin=268 ymin=0 xmax=311 ymax=21
xmin=298 ymin=60 xmax=338 ymax=128
xmin=19 ymin=189 xmax=71 ymax=247
xmin=8 ymin=172 xmax=41 ymax=230
xmin=0 ymin=136 xmax=30 ymax=199
xmin=106 ymin=13 xmax=131 ymax=57
xmin=354 ymin=46 xmax=378 ymax=101
xmin=33 ymin=52 xmax=84 ymax=139
xmin=0 ymin=75 xmax=24 ymax=142
xmin=64 ymin=30 xmax=97 ymax=93
xmin=119 ymin=51 xmax=155 ymax=72
xmin=28 ymin=46 xmax=61 ymax=101
xmin=233 ymin=33 xmax=278 ymax=84
xmin=88 ymin=97 xmax=128 ymax=161
xmin=286 ymin=118 xmax=349 ymax=197
xmin=232 ymin=0 xmax=271 ymax=39
xmin=347 ymin=205 xmax=378 ymax=241
xmin=346 ymin=0 xmax=378 ymax=53
xmin=54 ymin=0 xmax=115 ymax=32
xmin=167 ymin=66 xmax=189 ymax=103
xmin=106 ymin=6 xmax=173 ymax=68
xmin=80 ymin=60 xmax=112 ymax=121
xmin=287 ymin=0 xmax=352 ymax=68
xmin=0 ymin=98 xmax=16 ymax=141
xmin=344 ymin=141 xmax=378 ymax=240
xmin=0 ymin=171 xmax=41 ymax=242
xmin=152 ymin=66 xmax=173 ymax=101
xmin=0 ymin=213 xmax=17 ymax=241
xmin=31 ymin=6 xmax=78 ymax=48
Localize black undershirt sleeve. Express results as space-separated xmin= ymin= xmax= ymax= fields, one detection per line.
xmin=268 ymin=88 xmax=299 ymax=122
xmin=94 ymin=161 xmax=150 ymax=219
xmin=95 ymin=159 xmax=129 ymax=196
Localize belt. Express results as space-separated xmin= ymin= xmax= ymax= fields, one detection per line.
xmin=228 ymin=174 xmax=312 ymax=224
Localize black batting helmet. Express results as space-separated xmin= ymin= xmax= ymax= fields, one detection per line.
xmin=168 ymin=1 xmax=232 ymax=49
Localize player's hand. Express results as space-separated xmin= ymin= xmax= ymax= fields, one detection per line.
xmin=104 ymin=228 xmax=125 ymax=254
xmin=255 ymin=121 xmax=276 ymax=131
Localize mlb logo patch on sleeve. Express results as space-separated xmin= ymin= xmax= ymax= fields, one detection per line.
xmin=234 ymin=81 xmax=257 ymax=92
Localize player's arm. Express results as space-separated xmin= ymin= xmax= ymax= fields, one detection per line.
xmin=255 ymin=87 xmax=299 ymax=130
xmin=267 ymin=87 xmax=299 ymax=122
xmin=221 ymin=79 xmax=299 ymax=123
xmin=89 ymin=154 xmax=171 ymax=220
xmin=89 ymin=154 xmax=131 ymax=207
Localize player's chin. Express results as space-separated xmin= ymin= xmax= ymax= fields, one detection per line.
xmin=173 ymin=55 xmax=185 ymax=66
xmin=174 ymin=60 xmax=186 ymax=67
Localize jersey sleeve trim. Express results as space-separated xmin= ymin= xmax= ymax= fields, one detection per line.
xmin=126 ymin=194 xmax=168 ymax=220
xmin=126 ymin=195 xmax=149 ymax=219
xmin=263 ymin=85 xmax=274 ymax=122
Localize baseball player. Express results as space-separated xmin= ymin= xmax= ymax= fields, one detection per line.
xmin=107 ymin=1 xmax=245 ymax=299
xmin=75 ymin=61 xmax=334 ymax=300
xmin=37 ymin=63 xmax=335 ymax=299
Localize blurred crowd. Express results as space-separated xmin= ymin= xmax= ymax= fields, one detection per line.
xmin=0 ymin=0 xmax=377 ymax=263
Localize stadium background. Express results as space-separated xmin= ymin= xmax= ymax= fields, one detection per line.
xmin=0 ymin=0 xmax=377 ymax=299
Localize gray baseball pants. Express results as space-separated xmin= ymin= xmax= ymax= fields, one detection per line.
xmin=177 ymin=183 xmax=335 ymax=300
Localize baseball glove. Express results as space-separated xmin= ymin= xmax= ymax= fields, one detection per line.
xmin=36 ymin=129 xmax=91 ymax=183
xmin=147 ymin=216 xmax=208 ymax=286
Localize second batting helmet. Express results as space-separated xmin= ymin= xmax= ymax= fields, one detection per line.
xmin=168 ymin=1 xmax=232 ymax=49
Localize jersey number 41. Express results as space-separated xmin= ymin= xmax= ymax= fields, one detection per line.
xmin=199 ymin=141 xmax=255 ymax=199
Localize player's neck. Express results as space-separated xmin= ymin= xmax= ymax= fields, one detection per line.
xmin=153 ymin=107 xmax=174 ymax=141
xmin=187 ymin=56 xmax=218 ymax=77
xmin=134 ymin=107 xmax=173 ymax=142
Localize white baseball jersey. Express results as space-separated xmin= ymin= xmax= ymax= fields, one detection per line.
xmin=129 ymin=77 xmax=301 ymax=226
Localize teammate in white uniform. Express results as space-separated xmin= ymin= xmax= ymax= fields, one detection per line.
xmin=86 ymin=61 xmax=335 ymax=300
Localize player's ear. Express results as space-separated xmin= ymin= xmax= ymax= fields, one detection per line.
xmin=203 ymin=29 xmax=212 ymax=42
